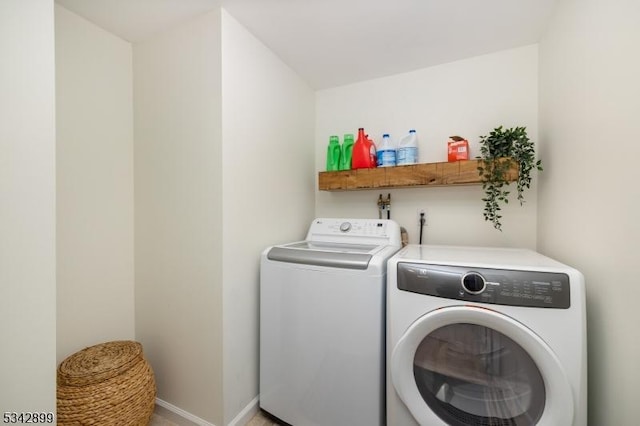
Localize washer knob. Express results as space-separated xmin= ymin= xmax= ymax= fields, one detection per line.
xmin=462 ymin=272 xmax=486 ymax=294
xmin=339 ymin=222 xmax=352 ymax=232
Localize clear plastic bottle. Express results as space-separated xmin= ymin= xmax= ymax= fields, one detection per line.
xmin=377 ymin=134 xmax=396 ymax=167
xmin=396 ymin=129 xmax=418 ymax=165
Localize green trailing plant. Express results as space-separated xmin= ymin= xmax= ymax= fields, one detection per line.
xmin=477 ymin=126 xmax=543 ymax=231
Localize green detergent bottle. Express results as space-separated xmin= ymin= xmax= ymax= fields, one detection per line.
xmin=326 ymin=135 xmax=341 ymax=171
xmin=339 ymin=134 xmax=354 ymax=170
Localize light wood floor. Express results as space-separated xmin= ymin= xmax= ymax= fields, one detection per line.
xmin=150 ymin=409 xmax=281 ymax=426
xmin=149 ymin=413 xmax=178 ymax=426
xmin=245 ymin=410 xmax=281 ymax=426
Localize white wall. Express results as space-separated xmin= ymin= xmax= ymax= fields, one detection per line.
xmin=55 ymin=4 xmax=135 ymax=363
xmin=220 ymin=10 xmax=316 ymax=424
xmin=0 ymin=0 xmax=56 ymax=413
xmin=316 ymin=45 xmax=539 ymax=248
xmin=538 ymin=0 xmax=640 ymax=424
xmin=133 ymin=10 xmax=224 ymax=425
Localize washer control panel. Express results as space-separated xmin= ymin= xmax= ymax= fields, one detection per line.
xmin=310 ymin=219 xmax=390 ymax=238
xmin=397 ymin=262 xmax=571 ymax=309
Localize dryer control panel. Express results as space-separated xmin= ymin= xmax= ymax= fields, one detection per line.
xmin=397 ymin=263 xmax=571 ymax=309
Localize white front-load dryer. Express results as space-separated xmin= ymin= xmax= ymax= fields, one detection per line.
xmin=387 ymin=245 xmax=587 ymax=426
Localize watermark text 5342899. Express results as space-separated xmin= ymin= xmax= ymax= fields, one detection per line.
xmin=3 ymin=412 xmax=55 ymax=424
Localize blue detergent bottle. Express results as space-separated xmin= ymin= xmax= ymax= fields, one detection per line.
xmin=377 ymin=134 xmax=396 ymax=167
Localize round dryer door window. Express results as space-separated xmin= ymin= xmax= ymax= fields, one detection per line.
xmin=391 ymin=306 xmax=574 ymax=426
xmin=414 ymin=323 xmax=544 ymax=425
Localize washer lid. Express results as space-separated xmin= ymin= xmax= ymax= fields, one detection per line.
xmin=391 ymin=306 xmax=574 ymax=426
xmin=267 ymin=241 xmax=381 ymax=269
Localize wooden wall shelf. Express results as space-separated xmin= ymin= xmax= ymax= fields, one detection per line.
xmin=318 ymin=159 xmax=518 ymax=191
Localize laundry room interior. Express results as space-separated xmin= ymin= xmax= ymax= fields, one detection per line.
xmin=2 ymin=0 xmax=638 ymax=425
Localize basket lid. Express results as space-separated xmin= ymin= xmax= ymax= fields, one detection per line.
xmin=58 ymin=340 xmax=144 ymax=386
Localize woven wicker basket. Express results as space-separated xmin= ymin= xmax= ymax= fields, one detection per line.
xmin=57 ymin=341 xmax=156 ymax=426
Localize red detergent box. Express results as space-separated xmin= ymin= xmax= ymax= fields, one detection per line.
xmin=447 ymin=136 xmax=469 ymax=162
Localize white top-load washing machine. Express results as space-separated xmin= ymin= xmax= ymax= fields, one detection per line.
xmin=260 ymin=218 xmax=401 ymax=426
xmin=387 ymin=245 xmax=587 ymax=426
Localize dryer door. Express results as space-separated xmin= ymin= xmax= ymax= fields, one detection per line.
xmin=391 ymin=306 xmax=574 ymax=426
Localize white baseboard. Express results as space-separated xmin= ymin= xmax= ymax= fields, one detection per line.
xmin=227 ymin=396 xmax=259 ymax=426
xmin=155 ymin=398 xmax=216 ymax=426
xmin=154 ymin=396 xmax=259 ymax=426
